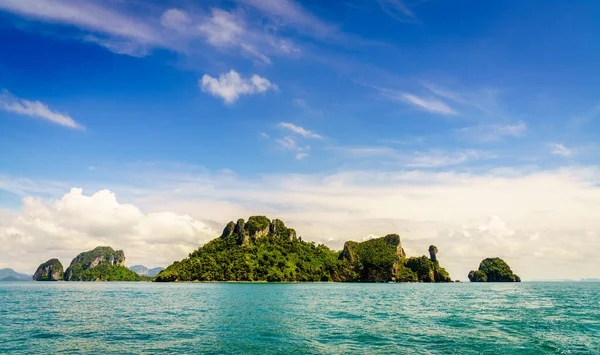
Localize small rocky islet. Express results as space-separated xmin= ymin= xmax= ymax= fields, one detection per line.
xmin=33 ymin=246 xmax=142 ymax=281
xmin=468 ymin=257 xmax=521 ymax=282
xmin=31 ymin=216 xmax=521 ymax=283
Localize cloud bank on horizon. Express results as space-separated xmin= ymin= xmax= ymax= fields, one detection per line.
xmin=1 ymin=0 xmax=599 ymax=280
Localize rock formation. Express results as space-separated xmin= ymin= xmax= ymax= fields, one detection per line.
xmin=468 ymin=257 xmax=521 ymax=282
xmin=220 ymin=216 xmax=297 ymax=245
xmin=33 ymin=259 xmax=63 ymax=281
xmin=340 ymin=234 xmax=407 ymax=282
xmin=64 ymin=246 xmax=131 ymax=281
xmin=429 ymin=245 xmax=438 ymax=264
xmin=158 ymin=216 xmax=453 ymax=283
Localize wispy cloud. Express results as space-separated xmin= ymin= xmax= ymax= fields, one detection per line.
xmin=458 ymin=122 xmax=527 ymax=142
xmin=377 ymin=0 xmax=417 ymax=22
xmin=235 ymin=0 xmax=337 ymax=38
xmin=279 ymin=122 xmax=322 ymax=139
xmin=400 ymin=93 xmax=457 ymax=115
xmin=333 ymin=145 xmax=490 ymax=167
xmin=550 ymin=143 xmax=576 ymax=158
xmin=275 ymin=136 xmax=310 ymax=159
xmin=200 ymin=70 xmax=277 ymax=104
xmin=407 ymin=149 xmax=488 ymax=168
xmin=0 ymin=0 xmax=161 ymax=56
xmin=0 ymin=90 xmax=84 ymax=130
xmin=0 ymin=1 xmax=300 ymax=62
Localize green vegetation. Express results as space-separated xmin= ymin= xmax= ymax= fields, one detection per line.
xmin=70 ymin=263 xmax=141 ymax=281
xmin=157 ymin=217 xmax=453 ymax=283
xmin=468 ymin=257 xmax=521 ymax=282
xmin=340 ymin=235 xmax=401 ymax=282
xmin=156 ymin=233 xmax=351 ymax=282
xmin=64 ymin=246 xmax=141 ymax=281
xmin=399 ymin=256 xmax=452 ymax=282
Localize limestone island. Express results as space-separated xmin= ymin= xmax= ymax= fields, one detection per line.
xmin=34 ymin=246 xmax=144 ymax=282
xmin=156 ymin=216 xmax=452 ymax=283
xmin=468 ymin=257 xmax=521 ymax=282
xmin=33 ymin=258 xmax=64 ymax=281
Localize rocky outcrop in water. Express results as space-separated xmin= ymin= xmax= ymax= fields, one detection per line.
xmin=33 ymin=259 xmax=63 ymax=281
xmin=63 ymin=246 xmax=137 ymax=281
xmin=468 ymin=257 xmax=521 ymax=282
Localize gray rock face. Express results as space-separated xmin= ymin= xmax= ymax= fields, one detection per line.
xmin=429 ymin=245 xmax=439 ymax=264
xmin=234 ymin=219 xmax=245 ymax=234
xmin=33 ymin=259 xmax=63 ymax=281
xmin=64 ymin=246 xmax=126 ymax=281
xmin=221 ymin=221 xmax=236 ymax=238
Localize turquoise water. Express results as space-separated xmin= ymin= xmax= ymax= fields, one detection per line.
xmin=0 ymin=282 xmax=598 ymax=354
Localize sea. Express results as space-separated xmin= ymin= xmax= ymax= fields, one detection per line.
xmin=0 ymin=282 xmax=598 ymax=354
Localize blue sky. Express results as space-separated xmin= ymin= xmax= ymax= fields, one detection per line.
xmin=1 ymin=0 xmax=600 ymax=279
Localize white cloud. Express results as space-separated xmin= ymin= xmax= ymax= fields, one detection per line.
xmin=0 ymin=1 xmax=300 ymax=61
xmin=333 ymin=146 xmax=488 ymax=167
xmin=401 ymin=93 xmax=457 ymax=115
xmin=235 ymin=0 xmax=336 ymax=37
xmin=0 ymin=0 xmax=161 ymax=55
xmin=3 ymin=166 xmax=600 ymax=279
xmin=279 ymin=122 xmax=322 ymax=139
xmin=275 ymin=136 xmax=310 ymax=159
xmin=407 ymin=149 xmax=488 ymax=168
xmin=458 ymin=122 xmax=527 ymax=142
xmin=0 ymin=90 xmax=84 ymax=130
xmin=550 ymin=143 xmax=576 ymax=158
xmin=160 ymin=9 xmax=192 ymax=33
xmin=198 ymin=8 xmax=245 ymax=47
xmin=200 ymin=70 xmax=277 ymax=104
xmin=0 ymin=188 xmax=217 ymax=273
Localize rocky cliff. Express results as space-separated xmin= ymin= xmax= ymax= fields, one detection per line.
xmin=221 ymin=216 xmax=297 ymax=245
xmin=158 ymin=216 xmax=452 ymax=283
xmin=63 ymin=246 xmax=137 ymax=281
xmin=33 ymin=259 xmax=64 ymax=281
xmin=468 ymin=257 xmax=521 ymax=282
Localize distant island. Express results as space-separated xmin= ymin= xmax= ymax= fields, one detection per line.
xmin=129 ymin=265 xmax=165 ymax=277
xmin=0 ymin=268 xmax=31 ymax=281
xmin=155 ymin=216 xmax=453 ymax=283
xmin=34 ymin=246 xmax=146 ymax=281
xmin=468 ymin=258 xmax=521 ymax=282
xmin=26 ymin=216 xmax=524 ymax=283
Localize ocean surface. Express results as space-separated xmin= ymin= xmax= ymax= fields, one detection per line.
xmin=0 ymin=282 xmax=598 ymax=354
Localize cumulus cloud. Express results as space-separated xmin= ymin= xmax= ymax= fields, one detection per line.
xmin=0 ymin=90 xmax=84 ymax=130
xmin=278 ymin=122 xmax=321 ymax=139
xmin=200 ymin=70 xmax=277 ymax=104
xmin=0 ymin=188 xmax=217 ymax=273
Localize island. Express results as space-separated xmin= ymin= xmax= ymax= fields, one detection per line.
xmin=33 ymin=259 xmax=64 ymax=281
xmin=156 ymin=216 xmax=453 ymax=283
xmin=64 ymin=246 xmax=141 ymax=281
xmin=468 ymin=257 xmax=521 ymax=282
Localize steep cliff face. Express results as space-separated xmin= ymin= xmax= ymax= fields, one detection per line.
xmin=220 ymin=216 xmax=297 ymax=245
xmin=33 ymin=259 xmax=64 ymax=281
xmin=63 ymin=246 xmax=134 ymax=281
xmin=340 ymin=234 xmax=405 ymax=282
xmin=468 ymin=258 xmax=521 ymax=282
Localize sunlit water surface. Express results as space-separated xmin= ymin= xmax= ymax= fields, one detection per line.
xmin=0 ymin=282 xmax=598 ymax=354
